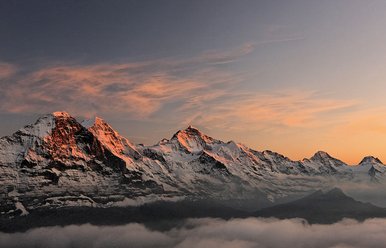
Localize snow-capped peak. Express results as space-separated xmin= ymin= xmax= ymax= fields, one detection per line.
xmin=175 ymin=125 xmax=202 ymax=136
xmin=311 ymin=151 xmax=333 ymax=161
xmin=170 ymin=126 xmax=218 ymax=153
xmin=310 ymin=151 xmax=346 ymax=167
xmin=311 ymin=151 xmax=331 ymax=159
xmin=359 ymin=156 xmax=383 ymax=165
xmin=172 ymin=126 xmax=213 ymax=141
xmin=52 ymin=111 xmax=71 ymax=118
xmin=186 ymin=125 xmax=199 ymax=131
xmin=82 ymin=115 xmax=140 ymax=164
xmin=16 ymin=113 xmax=57 ymax=138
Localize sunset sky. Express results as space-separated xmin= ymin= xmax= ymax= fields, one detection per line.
xmin=2 ymin=0 xmax=386 ymax=164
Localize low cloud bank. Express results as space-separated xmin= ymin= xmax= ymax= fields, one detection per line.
xmin=342 ymin=185 xmax=386 ymax=208
xmin=2 ymin=217 xmax=386 ymax=248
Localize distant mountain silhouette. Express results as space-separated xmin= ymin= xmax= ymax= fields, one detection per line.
xmin=255 ymin=188 xmax=386 ymax=223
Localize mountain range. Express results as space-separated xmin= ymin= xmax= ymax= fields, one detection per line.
xmin=1 ymin=111 xmax=385 ymax=219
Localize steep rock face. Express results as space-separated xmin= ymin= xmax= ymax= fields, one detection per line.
xmin=42 ymin=112 xmax=99 ymax=169
xmin=82 ymin=117 xmax=142 ymax=168
xmin=0 ymin=112 xmax=166 ymax=216
xmin=13 ymin=112 xmax=129 ymax=172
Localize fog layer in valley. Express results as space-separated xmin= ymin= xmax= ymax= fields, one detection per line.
xmin=2 ymin=217 xmax=386 ymax=248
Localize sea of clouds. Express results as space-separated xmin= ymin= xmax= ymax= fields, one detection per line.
xmin=2 ymin=217 xmax=386 ymax=248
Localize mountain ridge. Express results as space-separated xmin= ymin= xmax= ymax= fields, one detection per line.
xmin=0 ymin=111 xmax=385 ymax=218
xmin=1 ymin=112 xmax=380 ymax=165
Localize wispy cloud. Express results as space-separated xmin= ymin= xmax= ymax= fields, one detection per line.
xmin=179 ymin=91 xmax=358 ymax=132
xmin=0 ymin=43 xmax=359 ymax=137
xmin=0 ymin=61 xmax=209 ymax=117
xmin=0 ymin=44 xmax=255 ymax=118
xmin=253 ymin=24 xmax=306 ymax=47
xmin=0 ymin=43 xmax=384 ymax=164
xmin=199 ymin=43 xmax=256 ymax=65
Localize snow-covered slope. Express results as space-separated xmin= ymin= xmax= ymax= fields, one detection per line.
xmin=0 ymin=112 xmax=385 ymax=217
xmin=350 ymin=156 xmax=386 ymax=182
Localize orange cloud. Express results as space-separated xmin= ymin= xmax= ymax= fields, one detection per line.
xmin=1 ymin=50 xmax=381 ymax=165
xmin=0 ymin=44 xmax=256 ymax=118
xmin=1 ymin=64 xmax=209 ymax=117
xmin=179 ymin=91 xmax=358 ymax=132
xmin=0 ymin=45 xmax=373 ymax=166
xmin=0 ymin=51 xmax=359 ymax=137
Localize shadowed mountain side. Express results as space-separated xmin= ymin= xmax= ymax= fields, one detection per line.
xmin=0 ymin=199 xmax=248 ymax=233
xmin=255 ymin=188 xmax=386 ymax=224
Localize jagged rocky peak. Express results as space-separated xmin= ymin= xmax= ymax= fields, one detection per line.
xmin=16 ymin=111 xmax=79 ymax=139
xmin=0 ymin=111 xmax=88 ymax=166
xmin=81 ymin=115 xmax=140 ymax=161
xmin=15 ymin=111 xmax=141 ymax=168
xmin=170 ymin=125 xmax=220 ymax=153
xmin=157 ymin=138 xmax=169 ymax=145
xmin=49 ymin=111 xmax=83 ymax=131
xmin=310 ymin=151 xmax=346 ymax=166
xmin=262 ymin=150 xmax=290 ymax=160
xmin=82 ymin=115 xmax=127 ymax=139
xmin=311 ymin=151 xmax=332 ymax=160
xmin=310 ymin=151 xmax=335 ymax=161
xmin=174 ymin=125 xmax=203 ymax=136
xmin=82 ymin=116 xmax=116 ymax=135
xmin=174 ymin=125 xmax=216 ymax=141
xmin=48 ymin=111 xmax=84 ymax=134
xmin=52 ymin=111 xmax=72 ymax=118
xmin=359 ymin=156 xmax=383 ymax=165
xmin=50 ymin=113 xmax=130 ymax=150
xmin=42 ymin=112 xmax=91 ymax=162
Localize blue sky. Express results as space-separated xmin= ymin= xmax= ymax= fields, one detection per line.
xmin=2 ymin=0 xmax=386 ymax=163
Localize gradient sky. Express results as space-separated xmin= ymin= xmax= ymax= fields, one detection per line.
xmin=2 ymin=0 xmax=386 ymax=164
